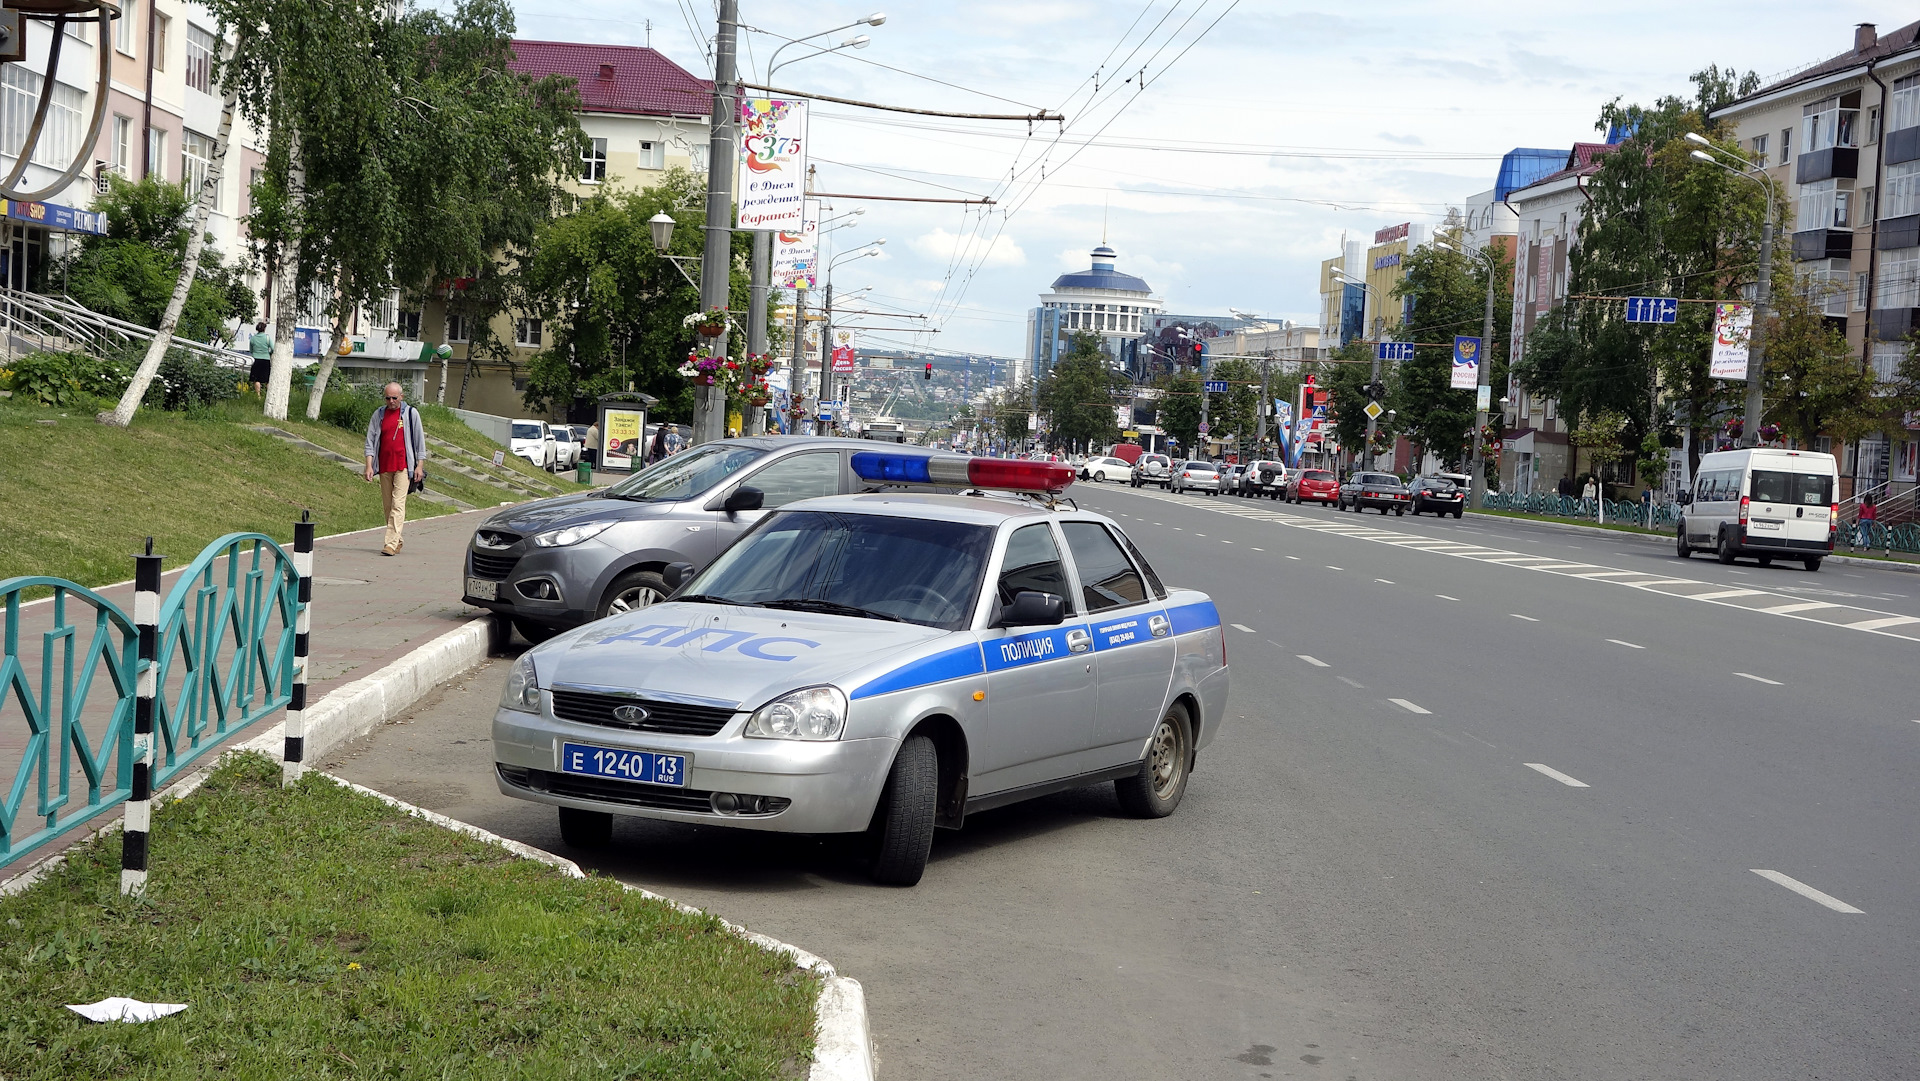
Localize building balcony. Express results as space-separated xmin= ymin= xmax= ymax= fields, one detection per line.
xmin=1879 ymin=213 xmax=1920 ymax=250
xmin=1795 ymin=147 xmax=1859 ymax=185
xmin=1792 ymin=228 xmax=1853 ymax=262
xmin=1887 ymin=126 xmax=1920 ymax=167
xmin=1872 ymin=307 xmax=1920 ymax=341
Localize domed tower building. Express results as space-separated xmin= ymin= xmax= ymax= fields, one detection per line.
xmin=1026 ymin=243 xmax=1162 ymax=384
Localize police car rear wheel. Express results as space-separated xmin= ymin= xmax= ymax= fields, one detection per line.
xmin=599 ymin=570 xmax=669 ymax=619
xmin=868 ymin=734 xmax=938 ymax=886
xmin=557 ymin=806 xmax=612 ymax=849
xmin=1116 ymin=704 xmax=1191 ymax=818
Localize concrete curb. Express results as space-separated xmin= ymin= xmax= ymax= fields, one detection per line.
xmin=301 ymin=616 xmax=496 ymax=758
xmin=1467 ymin=510 xmax=1920 ymax=574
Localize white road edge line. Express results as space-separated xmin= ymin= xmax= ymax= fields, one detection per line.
xmin=1231 ymin=623 xmax=1257 ymax=633
xmin=1735 ymin=672 xmax=1784 ymax=685
xmin=1389 ymin=698 xmax=1430 ymax=714
xmin=1297 ymin=654 xmax=1329 ymax=667
xmin=1375 ymin=578 xmax=1395 ymax=584
xmin=1524 ymin=762 xmax=1590 ymax=788
xmin=1435 ymin=594 xmax=1459 ymax=601
xmin=1511 ymin=614 xmax=1541 ymax=622
xmin=1606 ymin=639 xmax=1645 ymax=649
xmin=1750 ymin=869 xmax=1864 ymax=913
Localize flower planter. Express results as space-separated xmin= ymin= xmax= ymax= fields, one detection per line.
xmin=693 ymin=374 xmax=715 ymax=386
xmin=697 ymin=324 xmax=726 ymax=338
xmin=748 ymin=396 xmax=770 ymax=407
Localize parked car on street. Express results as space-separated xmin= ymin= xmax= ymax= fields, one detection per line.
xmin=510 ymin=420 xmax=557 ymax=471
xmin=1220 ymin=464 xmax=1244 ymax=494
xmin=1676 ymin=447 xmax=1837 ymax=570
xmin=1131 ymin=453 xmax=1173 ymax=489
xmin=552 ymin=425 xmax=582 ymax=471
xmin=1172 ymin=460 xmax=1223 ymax=496
xmin=1240 ymin=459 xmax=1288 ymax=499
xmin=1286 ymin=468 xmax=1340 ymax=506
xmin=1079 ymin=455 xmax=1133 ymax=483
xmin=1339 ymin=471 xmax=1411 ymax=515
xmin=1408 ymin=476 xmax=1465 ymax=517
xmin=491 ymin=451 xmax=1229 ymax=886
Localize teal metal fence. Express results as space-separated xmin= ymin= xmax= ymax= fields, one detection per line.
xmin=0 ymin=529 xmax=305 ymax=873
xmin=1479 ymin=491 xmax=1681 ymax=530
xmin=1837 ymin=520 xmax=1920 ymax=554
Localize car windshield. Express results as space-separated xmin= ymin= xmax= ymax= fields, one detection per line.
xmin=605 ymin=443 xmax=766 ymax=502
xmin=688 ymin=510 xmax=993 ymax=630
xmin=510 ymin=423 xmax=543 ymax=440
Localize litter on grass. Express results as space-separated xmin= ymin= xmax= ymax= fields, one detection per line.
xmin=66 ymin=998 xmax=189 ymax=1023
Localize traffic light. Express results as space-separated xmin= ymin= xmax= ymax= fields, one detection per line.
xmin=1366 ymin=381 xmax=1386 ymax=402
xmin=924 ymin=362 xmax=933 ymax=381
xmin=1190 ymin=341 xmax=1203 ymax=369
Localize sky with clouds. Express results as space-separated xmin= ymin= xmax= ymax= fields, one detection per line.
xmin=506 ymin=0 xmax=1917 ymax=361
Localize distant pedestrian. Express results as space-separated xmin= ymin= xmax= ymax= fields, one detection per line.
xmin=648 ymin=425 xmax=668 ymax=463
xmin=248 ymin=321 xmax=272 ymax=394
xmin=1582 ymin=476 xmax=1599 ymax=501
xmin=667 ymin=427 xmax=684 ymax=455
xmin=584 ymin=422 xmax=600 ymax=467
xmin=363 ymin=383 xmax=425 ymax=556
xmin=1860 ymin=492 xmax=1879 ymax=523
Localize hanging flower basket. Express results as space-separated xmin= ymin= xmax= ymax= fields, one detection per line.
xmin=684 ymin=305 xmax=730 ymax=338
xmin=693 ymin=373 xmax=715 ymax=387
xmin=749 ymin=395 xmax=770 ymax=407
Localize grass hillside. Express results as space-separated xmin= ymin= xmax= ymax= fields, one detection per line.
xmin=0 ymin=391 xmax=582 ymax=588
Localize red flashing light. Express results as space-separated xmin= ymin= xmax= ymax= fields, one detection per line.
xmin=966 ymin=458 xmax=1076 ymax=493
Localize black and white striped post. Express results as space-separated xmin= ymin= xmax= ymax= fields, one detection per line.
xmin=283 ymin=513 xmax=315 ymax=785
xmin=120 ymin=538 xmax=162 ymax=898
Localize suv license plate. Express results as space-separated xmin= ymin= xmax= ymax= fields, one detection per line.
xmin=466 ymin=577 xmax=497 ymax=601
xmin=559 ymin=742 xmax=687 ymax=787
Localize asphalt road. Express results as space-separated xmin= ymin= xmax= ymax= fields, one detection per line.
xmin=329 ymin=484 xmax=1920 ymax=1081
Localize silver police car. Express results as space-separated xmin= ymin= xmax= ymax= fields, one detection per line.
xmin=491 ymin=453 xmax=1230 ymax=886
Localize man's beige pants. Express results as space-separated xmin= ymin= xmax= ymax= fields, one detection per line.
xmin=380 ymin=471 xmax=409 ymax=550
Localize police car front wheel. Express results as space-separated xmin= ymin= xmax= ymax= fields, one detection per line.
xmin=868 ymin=734 xmax=938 ymax=886
xmin=1115 ymin=703 xmax=1192 ymax=818
xmin=558 ymin=806 xmax=612 ymax=849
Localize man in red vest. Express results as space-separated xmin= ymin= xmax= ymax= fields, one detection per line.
xmin=363 ymin=383 xmax=425 ymax=556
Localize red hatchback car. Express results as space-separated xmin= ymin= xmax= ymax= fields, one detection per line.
xmin=1286 ymin=468 xmax=1340 ymax=505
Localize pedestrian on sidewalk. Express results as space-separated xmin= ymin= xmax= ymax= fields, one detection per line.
xmin=1581 ymin=475 xmax=1598 ymax=502
xmin=1860 ymin=492 xmax=1879 ymax=523
xmin=647 ymin=424 xmax=667 ymax=464
xmin=363 ymin=383 xmax=425 ymax=556
xmin=585 ymin=421 xmax=600 ymax=468
xmin=248 ymin=321 xmax=273 ymax=394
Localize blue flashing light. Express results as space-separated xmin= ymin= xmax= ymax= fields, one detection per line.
xmin=852 ymin=451 xmax=933 ymax=484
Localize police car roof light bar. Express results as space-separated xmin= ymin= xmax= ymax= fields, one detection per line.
xmin=851 ymin=451 xmax=1076 ymax=494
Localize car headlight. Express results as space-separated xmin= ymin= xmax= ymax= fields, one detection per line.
xmin=533 ymin=520 xmax=617 ymax=548
xmin=499 ymin=655 xmax=542 ymax=713
xmin=745 ymin=685 xmax=847 ymax=741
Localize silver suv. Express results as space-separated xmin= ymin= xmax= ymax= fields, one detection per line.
xmin=1130 ymin=453 xmax=1172 ymax=489
xmin=464 ymin=437 xmax=888 ymax=641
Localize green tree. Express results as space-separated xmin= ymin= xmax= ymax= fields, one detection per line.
xmin=1206 ymin=357 xmax=1261 ymax=456
xmin=1764 ymin=287 xmax=1883 ymax=449
xmin=1391 ymin=236 xmax=1510 ymax=469
xmin=1155 ymin=370 xmax=1202 ymax=452
xmin=1039 ymin=332 xmax=1124 ymax=449
xmin=59 ymin=176 xmax=253 ymax=342
xmin=1317 ymin=341 xmax=1382 ymax=460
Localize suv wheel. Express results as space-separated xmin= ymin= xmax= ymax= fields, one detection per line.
xmin=598 ymin=569 xmax=670 ymax=619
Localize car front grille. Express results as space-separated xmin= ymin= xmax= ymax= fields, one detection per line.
xmin=550 ymin=689 xmax=738 ymax=736
xmin=469 ymin=551 xmax=520 ymax=581
xmin=501 ymin=766 xmax=791 ymax=816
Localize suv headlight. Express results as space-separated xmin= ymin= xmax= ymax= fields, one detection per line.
xmin=533 ymin=520 xmax=616 ymax=548
xmin=745 ymin=685 xmax=847 ymax=741
xmin=499 ymin=655 xmax=541 ymax=713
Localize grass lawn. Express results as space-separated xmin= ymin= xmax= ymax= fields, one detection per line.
xmin=0 ymin=391 xmax=586 ymax=588
xmin=1468 ymin=506 xmax=1666 ymax=537
xmin=0 ymin=754 xmax=817 ymax=1080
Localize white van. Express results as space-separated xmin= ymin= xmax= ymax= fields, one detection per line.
xmin=1676 ymin=448 xmax=1837 ymax=570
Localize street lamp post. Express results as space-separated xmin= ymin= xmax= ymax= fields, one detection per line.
xmin=1687 ymin=134 xmax=1774 ymax=449
xmin=1438 ymin=239 xmax=1500 ymax=509
xmin=1330 ymin=268 xmax=1384 ymax=470
xmin=763 ymin=13 xmax=886 ymax=80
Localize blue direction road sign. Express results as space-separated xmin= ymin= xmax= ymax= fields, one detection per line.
xmin=1625 ymin=296 xmax=1679 ymax=324
xmin=1203 ymin=380 xmax=1229 ymax=393
xmin=1375 ymin=342 xmax=1415 ymax=361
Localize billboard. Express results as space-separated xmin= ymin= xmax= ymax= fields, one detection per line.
xmin=1452 ymin=336 xmax=1481 ymax=390
xmin=737 ymin=98 xmax=809 ymax=231
xmin=1710 ymin=303 xmax=1751 ymax=380
xmin=774 ymin=197 xmax=819 ymax=289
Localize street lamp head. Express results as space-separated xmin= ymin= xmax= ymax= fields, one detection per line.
xmin=1688 ymin=149 xmax=1716 ymax=164
xmin=648 ymin=212 xmax=676 ymax=253
xmin=841 ymin=34 xmax=871 ymax=49
xmin=862 ymin=11 xmax=887 ymax=25
xmin=1684 ymin=132 xmax=1712 ymax=147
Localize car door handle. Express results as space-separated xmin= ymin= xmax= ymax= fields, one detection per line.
xmin=1065 ymin=628 xmax=1092 ymax=653
xmin=1148 ymin=614 xmax=1171 ymax=637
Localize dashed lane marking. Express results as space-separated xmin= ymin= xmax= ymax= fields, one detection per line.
xmin=1297 ymin=654 xmax=1329 ymax=667
xmin=1389 ymin=698 xmax=1431 ymax=714
xmin=1524 ymin=763 xmax=1590 ymax=788
xmin=1735 ymin=672 xmax=1783 ymax=685
xmin=1231 ymin=623 xmax=1257 ymax=633
xmin=1606 ymin=639 xmax=1645 ymax=649
xmin=1436 ymin=594 xmax=1459 ymax=601
xmin=1750 ymin=870 xmax=1864 ymax=913
xmin=1511 ymin=614 xmax=1541 ymax=622
xmin=1375 ymin=579 xmax=1394 ymax=584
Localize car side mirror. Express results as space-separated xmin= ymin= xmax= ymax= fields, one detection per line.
xmin=998 ymin=590 xmax=1065 ymax=628
xmin=662 ymin=562 xmax=696 ymax=592
xmin=722 ymin=485 xmax=764 ymax=514
xmin=1678 ymin=492 xmax=1693 ymax=506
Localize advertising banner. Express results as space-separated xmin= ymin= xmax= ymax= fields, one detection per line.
xmin=774 ymin=197 xmax=819 ymax=289
xmin=831 ymin=328 xmax=856 ymax=373
xmin=1452 ymin=336 xmax=1482 ymax=390
xmin=1710 ymin=303 xmax=1752 ymax=380
xmin=737 ymin=98 xmax=809 ymax=232
xmin=601 ymin=408 xmax=645 ymax=472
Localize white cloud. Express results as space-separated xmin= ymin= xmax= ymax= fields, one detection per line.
xmin=911 ymin=227 xmax=1026 ymax=268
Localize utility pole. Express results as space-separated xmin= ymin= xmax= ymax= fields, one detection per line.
xmin=789 ymin=282 xmax=806 ymax=428
xmin=693 ymin=0 xmax=738 ymax=446
xmin=1363 ymin=346 xmax=1382 ymax=471
xmin=747 ymin=229 xmax=769 ymax=435
xmin=817 ymin=279 xmax=835 ymax=435
xmin=1254 ymin=351 xmax=1272 ymax=456
xmin=1740 ymin=218 xmax=1772 ymax=447
xmin=1468 ymin=250 xmax=1498 ymax=509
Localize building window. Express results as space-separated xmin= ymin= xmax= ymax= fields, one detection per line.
xmin=1751 ymin=133 xmax=1769 ymax=168
xmin=147 ymin=127 xmax=167 ymax=181
xmin=1781 ymin=127 xmax=1791 ymax=160
xmin=1802 ymin=96 xmax=1857 ymax=152
xmin=446 ymin=313 xmax=469 ymax=342
xmin=1893 ymin=74 xmax=1920 ymax=133
xmin=1887 ymin=161 xmax=1920 ymax=219
xmin=638 ymin=139 xmax=663 ymax=169
xmin=1869 ymin=105 xmax=1882 ymax=144
xmin=154 ymin=14 xmax=169 ymax=71
xmin=181 ymin=129 xmax=217 ymax=209
xmin=110 ymin=114 xmax=131 ymax=176
xmin=514 ymin=317 xmax=542 ymax=347
xmin=1 ymin=66 xmax=84 ymax=168
xmin=396 ymin=310 xmax=421 ymax=339
xmin=1877 ymin=247 xmax=1920 ymax=308
xmin=185 ymin=24 xmax=216 ymax=94
xmin=1798 ymin=179 xmax=1846 ymax=230
xmin=580 ymin=137 xmax=606 ymax=182
xmin=1858 ymin=271 xmax=1871 ymax=311
xmin=115 ymin=0 xmax=137 ymax=54
xmin=1872 ymin=342 xmax=1905 ymax=385
xmin=1860 ymin=185 xmax=1875 ymax=223
xmin=1797 ymin=261 xmax=1848 ymax=317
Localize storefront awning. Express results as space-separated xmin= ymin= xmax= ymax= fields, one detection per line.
xmin=3 ymin=198 xmax=107 ymax=235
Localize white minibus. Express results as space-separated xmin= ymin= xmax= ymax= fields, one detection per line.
xmin=1676 ymin=448 xmax=1838 ymax=571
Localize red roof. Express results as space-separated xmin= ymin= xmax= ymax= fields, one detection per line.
xmin=508 ymin=40 xmax=711 ymax=119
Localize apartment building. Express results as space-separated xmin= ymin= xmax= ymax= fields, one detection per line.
xmin=1713 ymin=20 xmax=1920 ymax=495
